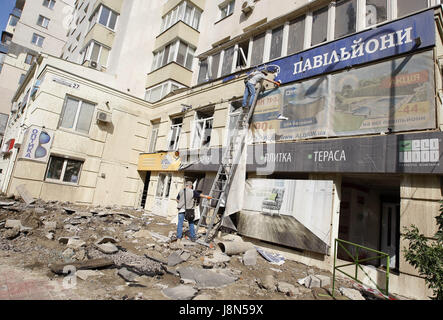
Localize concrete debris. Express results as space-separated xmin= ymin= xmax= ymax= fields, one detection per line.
xmin=149 ymin=232 xmax=170 ymax=243
xmin=0 ymin=201 xmax=16 ymax=207
xmin=339 ymin=287 xmax=366 ymax=300
xmin=177 ymin=267 xmax=237 ymax=289
xmin=168 ymin=252 xmax=185 ymax=267
xmin=63 ymin=207 xmax=76 ymax=214
xmin=5 ymin=219 xmax=22 ymax=229
xmin=16 ymin=184 xmax=36 ymax=205
xmin=243 ymin=249 xmax=257 ymax=266
xmin=96 ymin=243 xmax=119 ymax=254
xmin=257 ymin=275 xmax=276 ymax=291
xmin=58 ymin=237 xmax=71 ymax=244
xmin=62 ymin=248 xmax=75 ymax=260
xmin=45 ymin=232 xmax=54 ymax=240
xmin=134 ymin=230 xmax=151 ymax=239
xmin=76 ymin=270 xmax=104 ymax=281
xmin=277 ymin=282 xmax=299 ymax=296
xmin=204 ymin=251 xmax=231 ymax=265
xmin=96 ymin=236 xmax=118 ymax=244
xmin=218 ymin=240 xmax=254 ymax=255
xmin=162 ymin=285 xmax=197 ymax=300
xmin=4 ymin=227 xmax=20 ymax=240
xmin=50 ymin=258 xmax=114 ymax=275
xmin=43 ymin=221 xmax=57 ymax=232
xmin=193 ymin=293 xmax=213 ymax=300
xmin=221 ymin=234 xmax=244 ymax=242
xmin=117 ymin=268 xmax=139 ymax=282
xmin=67 ymin=238 xmax=86 ymax=249
xmin=144 ymin=251 xmax=167 ymax=265
xmin=315 ymin=275 xmax=331 ymax=288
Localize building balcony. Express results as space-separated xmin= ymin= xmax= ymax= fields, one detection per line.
xmin=155 ymin=21 xmax=199 ymax=51
xmin=11 ymin=8 xmax=22 ymax=18
xmin=162 ymin=0 xmax=205 ymax=16
xmin=84 ymin=23 xmax=115 ymax=49
xmin=92 ymin=0 xmax=123 ymax=15
xmin=146 ymin=62 xmax=192 ymax=89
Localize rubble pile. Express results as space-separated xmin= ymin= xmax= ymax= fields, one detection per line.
xmin=0 ymin=196 xmax=389 ymax=300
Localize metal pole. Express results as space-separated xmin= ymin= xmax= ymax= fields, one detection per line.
xmin=332 ymin=239 xmax=337 ymax=298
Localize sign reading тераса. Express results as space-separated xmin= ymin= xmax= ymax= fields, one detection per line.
xmin=268 ymin=9 xmax=435 ymax=85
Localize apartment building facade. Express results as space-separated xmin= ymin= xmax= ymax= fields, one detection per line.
xmin=0 ymin=0 xmax=441 ymax=299
xmin=0 ymin=0 xmax=75 ymax=141
xmin=138 ymin=0 xmax=443 ymax=300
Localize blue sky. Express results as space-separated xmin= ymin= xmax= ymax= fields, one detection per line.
xmin=0 ymin=0 xmax=16 ymax=33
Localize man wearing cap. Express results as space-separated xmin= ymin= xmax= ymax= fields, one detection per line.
xmin=242 ymin=69 xmax=281 ymax=109
xmin=176 ymin=180 xmax=211 ymax=244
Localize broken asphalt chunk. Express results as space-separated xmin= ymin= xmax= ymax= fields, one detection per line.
xmin=117 ymin=268 xmax=139 ymax=282
xmin=177 ymin=267 xmax=237 ymax=289
xmin=162 ymin=285 xmax=197 ymax=300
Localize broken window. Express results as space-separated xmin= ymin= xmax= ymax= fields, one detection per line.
xmin=251 ymin=32 xmax=266 ymax=67
xmin=397 ymin=0 xmax=428 ymax=18
xmin=236 ymin=41 xmax=249 ymax=69
xmin=46 ymin=156 xmax=83 ymax=184
xmin=287 ymin=16 xmax=305 ymax=55
xmin=221 ymin=46 xmax=235 ymax=76
xmin=168 ymin=117 xmax=183 ymax=151
xmin=335 ymin=0 xmax=357 ymax=39
xmin=311 ymin=6 xmax=328 ymax=46
xmin=197 ymin=58 xmax=209 ymax=84
xmin=210 ymin=52 xmax=221 ymax=79
xmin=270 ymin=26 xmax=284 ymax=60
xmin=148 ymin=122 xmax=160 ymax=153
xmin=365 ymin=0 xmax=387 ymax=27
xmin=156 ymin=173 xmax=172 ymax=198
xmin=192 ymin=108 xmax=214 ymax=149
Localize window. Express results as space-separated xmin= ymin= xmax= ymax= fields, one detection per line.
xmin=25 ymin=53 xmax=36 ymax=65
xmin=59 ymin=96 xmax=95 ymax=134
xmin=311 ymin=6 xmax=328 ymax=46
xmin=18 ymin=74 xmax=26 ymax=85
xmin=98 ymin=6 xmax=118 ymax=30
xmin=156 ymin=173 xmax=172 ymax=198
xmin=366 ymin=0 xmax=387 ymax=27
xmin=251 ymin=33 xmax=266 ymax=67
xmin=335 ymin=0 xmax=357 ymax=39
xmin=9 ymin=16 xmax=19 ymax=27
xmin=82 ymin=41 xmax=104 ymax=64
xmin=46 ymin=156 xmax=83 ymax=184
xmin=168 ymin=117 xmax=183 ymax=151
xmin=220 ymin=0 xmax=235 ymax=19
xmin=43 ymin=0 xmax=56 ymax=9
xmin=287 ymin=16 xmax=305 ymax=55
xmin=236 ymin=41 xmax=249 ymax=69
xmin=221 ymin=46 xmax=235 ymax=76
xmin=37 ymin=15 xmax=50 ymax=28
xmin=148 ymin=123 xmax=160 ymax=153
xmin=160 ymin=1 xmax=202 ymax=32
xmin=151 ymin=40 xmax=194 ymax=72
xmin=397 ymin=0 xmax=428 ymax=18
xmin=192 ymin=108 xmax=214 ymax=149
xmin=31 ymin=33 xmax=45 ymax=47
xmin=211 ymin=52 xmax=221 ymax=79
xmin=145 ymin=81 xmax=185 ymax=103
xmin=270 ymin=26 xmax=284 ymax=60
xmin=197 ymin=58 xmax=209 ymax=84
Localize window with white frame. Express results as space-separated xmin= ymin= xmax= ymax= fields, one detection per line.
xmin=220 ymin=0 xmax=235 ymax=20
xmin=148 ymin=122 xmax=160 ymax=153
xmin=43 ymin=0 xmax=56 ymax=9
xmin=90 ymin=5 xmax=118 ymax=31
xmin=270 ymin=25 xmax=284 ymax=60
xmin=37 ymin=15 xmax=50 ymax=28
xmin=151 ymin=40 xmax=195 ymax=72
xmin=31 ymin=33 xmax=45 ymax=47
xmin=287 ymin=16 xmax=305 ymax=55
xmin=82 ymin=41 xmax=104 ymax=64
xmin=168 ymin=117 xmax=183 ymax=151
xmin=192 ymin=108 xmax=214 ymax=149
xmin=210 ymin=52 xmax=221 ymax=79
xmin=145 ymin=81 xmax=185 ymax=103
xmin=335 ymin=0 xmax=357 ymax=39
xmin=160 ymin=1 xmax=202 ymax=33
xmin=397 ymin=0 xmax=429 ymax=18
xmin=9 ymin=15 xmax=19 ymax=27
xmin=366 ymin=0 xmax=388 ymax=27
xmin=45 ymin=156 xmax=83 ymax=184
xmin=311 ymin=6 xmax=328 ymax=46
xmin=59 ymin=96 xmax=95 ymax=134
xmin=25 ymin=53 xmax=36 ymax=65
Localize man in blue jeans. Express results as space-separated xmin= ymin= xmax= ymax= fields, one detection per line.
xmin=242 ymin=69 xmax=282 ymax=108
xmin=176 ymin=180 xmax=211 ymax=245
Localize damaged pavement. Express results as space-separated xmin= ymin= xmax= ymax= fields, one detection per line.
xmin=0 ymin=195 xmax=398 ymax=300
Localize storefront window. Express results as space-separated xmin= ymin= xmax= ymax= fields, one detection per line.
xmin=335 ymin=0 xmax=357 ymax=39
xmin=366 ymin=0 xmax=387 ymax=27
xmin=46 ymin=156 xmax=83 ymax=184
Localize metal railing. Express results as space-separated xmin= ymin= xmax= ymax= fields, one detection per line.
xmin=332 ymin=238 xmax=391 ymax=298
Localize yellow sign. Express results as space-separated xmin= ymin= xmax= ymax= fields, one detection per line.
xmin=138 ymin=152 xmax=181 ymax=171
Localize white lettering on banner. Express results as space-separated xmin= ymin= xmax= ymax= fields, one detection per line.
xmin=264 ymin=153 xmax=292 ymax=163
xmin=292 ymin=27 xmax=413 ymax=75
xmin=314 ymin=150 xmax=347 ymax=162
xmin=25 ymin=128 xmax=39 ymax=158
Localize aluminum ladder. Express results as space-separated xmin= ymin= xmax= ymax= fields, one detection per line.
xmin=195 ymin=82 xmax=265 ymax=245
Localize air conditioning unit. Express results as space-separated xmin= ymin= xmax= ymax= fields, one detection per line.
xmin=96 ymin=111 xmax=112 ymax=123
xmin=241 ymin=0 xmax=255 ymax=14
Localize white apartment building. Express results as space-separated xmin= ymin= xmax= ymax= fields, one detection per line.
xmin=0 ymin=0 xmax=442 ymax=300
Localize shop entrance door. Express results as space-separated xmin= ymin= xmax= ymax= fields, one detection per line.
xmin=153 ymin=173 xmax=172 ymax=216
xmin=380 ymin=202 xmax=399 ymax=269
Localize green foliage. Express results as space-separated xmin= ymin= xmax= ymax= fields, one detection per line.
xmin=402 ymin=201 xmax=443 ymax=300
